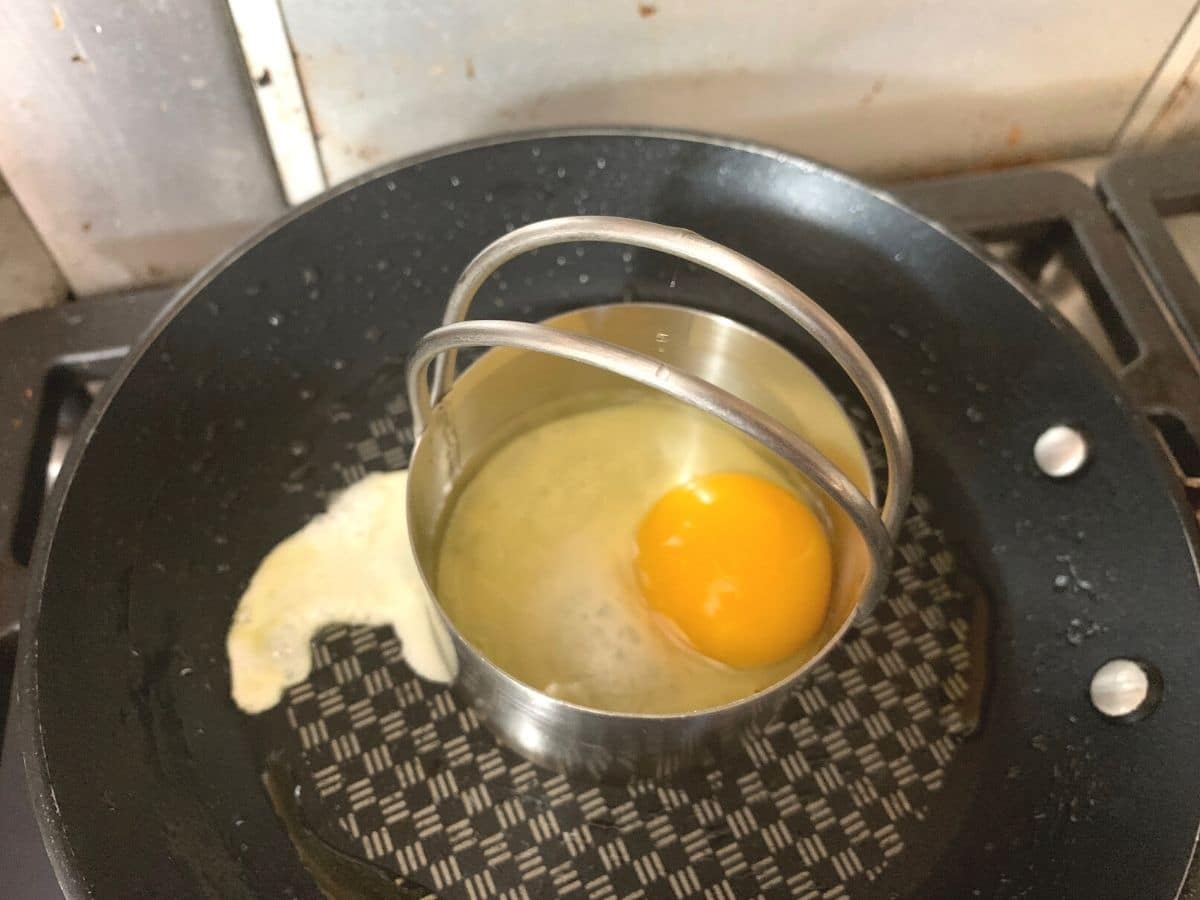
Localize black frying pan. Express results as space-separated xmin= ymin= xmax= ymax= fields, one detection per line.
xmin=19 ymin=132 xmax=1200 ymax=899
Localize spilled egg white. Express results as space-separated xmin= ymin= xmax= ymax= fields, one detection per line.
xmin=226 ymin=470 xmax=456 ymax=714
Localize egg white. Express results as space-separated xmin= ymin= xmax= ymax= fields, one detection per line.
xmin=435 ymin=394 xmax=863 ymax=714
xmin=226 ymin=470 xmax=456 ymax=714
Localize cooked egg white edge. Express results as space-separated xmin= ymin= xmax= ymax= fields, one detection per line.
xmin=226 ymin=470 xmax=457 ymax=714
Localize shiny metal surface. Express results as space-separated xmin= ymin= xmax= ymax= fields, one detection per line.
xmin=1090 ymin=658 xmax=1154 ymax=720
xmin=408 ymin=304 xmax=882 ymax=775
xmin=0 ymin=0 xmax=284 ymax=295
xmin=409 ymin=317 xmax=888 ymax=592
xmin=434 ymin=217 xmax=912 ymax=551
xmin=1034 ymin=424 xmax=1091 ymax=478
xmin=406 ymin=216 xmax=911 ymax=775
xmin=277 ymin=0 xmax=1197 ymax=185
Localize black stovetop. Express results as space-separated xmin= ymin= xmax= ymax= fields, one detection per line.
xmin=3 ymin=149 xmax=1199 ymax=899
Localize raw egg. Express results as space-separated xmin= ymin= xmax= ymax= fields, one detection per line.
xmin=436 ymin=390 xmax=868 ymax=714
xmin=634 ymin=471 xmax=832 ymax=669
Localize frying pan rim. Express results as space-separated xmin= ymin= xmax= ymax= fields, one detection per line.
xmin=15 ymin=126 xmax=1200 ymax=899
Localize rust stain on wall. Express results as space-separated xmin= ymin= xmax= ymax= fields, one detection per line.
xmin=859 ymin=78 xmax=885 ymax=106
xmin=354 ymin=143 xmax=382 ymax=163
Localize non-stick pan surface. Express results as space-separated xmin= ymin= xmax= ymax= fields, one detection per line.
xmin=20 ymin=133 xmax=1200 ymax=899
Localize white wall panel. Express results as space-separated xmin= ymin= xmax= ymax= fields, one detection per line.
xmin=280 ymin=0 xmax=1197 ymax=184
xmin=0 ymin=0 xmax=284 ymax=294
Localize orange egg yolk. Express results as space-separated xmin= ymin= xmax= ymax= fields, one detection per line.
xmin=634 ymin=471 xmax=833 ymax=669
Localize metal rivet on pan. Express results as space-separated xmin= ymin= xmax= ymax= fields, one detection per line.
xmin=1034 ymin=425 xmax=1089 ymax=478
xmin=1090 ymin=658 xmax=1159 ymax=721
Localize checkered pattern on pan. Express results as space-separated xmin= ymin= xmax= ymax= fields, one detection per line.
xmin=279 ymin=396 xmax=974 ymax=899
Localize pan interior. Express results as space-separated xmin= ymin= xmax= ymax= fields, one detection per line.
xmin=25 ymin=133 xmax=1200 ymax=900
xmin=258 ymin=388 xmax=986 ymax=898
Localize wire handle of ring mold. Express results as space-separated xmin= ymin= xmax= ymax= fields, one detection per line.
xmin=407 ymin=216 xmax=912 ymax=620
